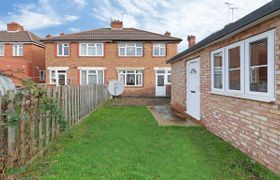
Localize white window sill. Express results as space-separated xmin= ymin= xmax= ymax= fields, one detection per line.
xmin=209 ymin=91 xmax=276 ymax=103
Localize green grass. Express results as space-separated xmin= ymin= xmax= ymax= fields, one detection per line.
xmin=20 ymin=105 xmax=278 ymax=179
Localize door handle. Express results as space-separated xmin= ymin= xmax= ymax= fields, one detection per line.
xmin=191 ymin=91 xmax=196 ymax=93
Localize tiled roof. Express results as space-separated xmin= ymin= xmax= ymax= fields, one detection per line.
xmin=43 ymin=28 xmax=182 ymax=42
xmin=0 ymin=31 xmax=44 ymax=46
xmin=167 ymin=0 xmax=280 ymax=63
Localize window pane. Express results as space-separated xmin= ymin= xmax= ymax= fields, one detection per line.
xmin=81 ymin=71 xmax=87 ymax=85
xmin=119 ymin=48 xmax=125 ymax=56
xmin=80 ymin=44 xmax=87 ymax=55
xmin=167 ymin=75 xmax=171 ymax=83
xmin=136 ymin=48 xmax=142 ymax=56
xmin=160 ymin=47 xmax=165 ymax=56
xmin=88 ymin=46 xmax=96 ymax=55
xmin=63 ymin=45 xmax=69 ymax=55
xmin=127 ymin=47 xmax=135 ymax=56
xmin=126 ymin=74 xmax=135 ymax=85
xmin=119 ymin=74 xmax=125 ymax=85
xmin=58 ymin=44 xmax=63 ymax=55
xmin=19 ymin=45 xmax=23 ymax=56
xmin=97 ymin=44 xmax=103 ymax=55
xmin=0 ymin=45 xmax=3 ymax=55
xmin=58 ymin=74 xmax=66 ymax=86
xmin=228 ymin=47 xmax=240 ymax=90
xmin=214 ymin=52 xmax=223 ymax=89
xmin=98 ymin=70 xmax=103 ymax=84
xmin=154 ymin=47 xmax=159 ymax=56
xmin=250 ymin=39 xmax=268 ymax=92
xmin=157 ymin=75 xmax=165 ymax=86
xmin=88 ymin=74 xmax=97 ymax=84
xmin=136 ymin=74 xmax=142 ymax=85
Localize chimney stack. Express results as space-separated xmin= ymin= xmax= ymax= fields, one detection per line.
xmin=7 ymin=22 xmax=24 ymax=31
xmin=111 ymin=20 xmax=123 ymax=29
xmin=164 ymin=31 xmax=171 ymax=37
xmin=60 ymin=32 xmax=65 ymax=36
xmin=187 ymin=35 xmax=196 ymax=48
xmin=46 ymin=34 xmax=52 ymax=38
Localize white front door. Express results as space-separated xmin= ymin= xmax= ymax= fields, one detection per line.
xmin=156 ymin=72 xmax=166 ymax=96
xmin=186 ymin=58 xmax=200 ymax=120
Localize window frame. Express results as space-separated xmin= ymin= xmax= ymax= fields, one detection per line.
xmin=0 ymin=44 xmax=4 ymax=56
xmin=244 ymin=30 xmax=275 ymax=98
xmin=210 ymin=29 xmax=275 ymax=102
xmin=39 ymin=70 xmax=45 ymax=81
xmin=79 ymin=69 xmax=105 ymax=85
xmin=13 ymin=44 xmax=24 ymax=56
xmin=118 ymin=43 xmax=143 ymax=57
xmin=79 ymin=43 xmax=104 ymax=56
xmin=153 ymin=43 xmax=166 ymax=57
xmin=225 ymin=41 xmax=245 ymax=94
xmin=48 ymin=67 xmax=68 ymax=86
xmin=57 ymin=43 xmax=70 ymax=57
xmin=118 ymin=70 xmax=143 ymax=87
xmin=211 ymin=48 xmax=225 ymax=92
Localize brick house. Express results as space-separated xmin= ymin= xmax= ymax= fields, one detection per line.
xmin=42 ymin=21 xmax=181 ymax=97
xmin=167 ymin=1 xmax=280 ymax=174
xmin=0 ymin=22 xmax=45 ymax=86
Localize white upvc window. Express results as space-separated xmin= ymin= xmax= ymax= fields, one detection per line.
xmin=79 ymin=43 xmax=104 ymax=56
xmin=39 ymin=70 xmax=45 ymax=81
xmin=48 ymin=67 xmax=68 ymax=86
xmin=153 ymin=43 xmax=166 ymax=56
xmin=80 ymin=69 xmax=104 ymax=85
xmin=211 ymin=29 xmax=275 ymax=102
xmin=57 ymin=43 xmax=69 ymax=56
xmin=13 ymin=44 xmax=23 ymax=56
xmin=0 ymin=44 xmax=4 ymax=56
xmin=167 ymin=70 xmax=171 ymax=84
xmin=118 ymin=43 xmax=143 ymax=56
xmin=118 ymin=70 xmax=143 ymax=87
xmin=211 ymin=49 xmax=224 ymax=92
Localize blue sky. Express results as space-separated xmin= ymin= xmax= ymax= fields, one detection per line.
xmin=0 ymin=0 xmax=272 ymax=50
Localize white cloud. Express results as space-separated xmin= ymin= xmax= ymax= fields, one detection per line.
xmin=69 ymin=27 xmax=80 ymax=33
xmin=92 ymin=0 xmax=271 ymax=51
xmin=8 ymin=0 xmax=79 ymax=30
xmin=73 ymin=0 xmax=87 ymax=8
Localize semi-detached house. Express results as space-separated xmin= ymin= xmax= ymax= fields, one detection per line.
xmin=167 ymin=0 xmax=280 ymax=174
xmin=0 ymin=22 xmax=45 ymax=86
xmin=43 ymin=21 xmax=181 ymax=97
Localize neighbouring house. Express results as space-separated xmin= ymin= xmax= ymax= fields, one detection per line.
xmin=0 ymin=22 xmax=45 ymax=87
xmin=42 ymin=20 xmax=181 ymax=97
xmin=167 ymin=0 xmax=280 ymax=174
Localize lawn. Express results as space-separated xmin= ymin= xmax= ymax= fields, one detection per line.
xmin=20 ymin=105 xmax=278 ymax=179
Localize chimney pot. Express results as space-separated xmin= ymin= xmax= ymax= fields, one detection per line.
xmin=164 ymin=31 xmax=171 ymax=37
xmin=46 ymin=34 xmax=52 ymax=38
xmin=60 ymin=32 xmax=65 ymax=36
xmin=111 ymin=20 xmax=123 ymax=29
xmin=7 ymin=22 xmax=24 ymax=31
xmin=187 ymin=35 xmax=196 ymax=48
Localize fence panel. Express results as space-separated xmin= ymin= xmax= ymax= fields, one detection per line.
xmin=0 ymin=85 xmax=110 ymax=178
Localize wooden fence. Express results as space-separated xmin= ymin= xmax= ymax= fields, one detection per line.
xmin=0 ymin=85 xmax=110 ymax=178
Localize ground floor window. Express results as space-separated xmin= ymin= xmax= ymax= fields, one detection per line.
xmin=39 ymin=70 xmax=45 ymax=81
xmin=118 ymin=70 xmax=143 ymax=87
xmin=49 ymin=68 xmax=68 ymax=86
xmin=80 ymin=69 xmax=104 ymax=85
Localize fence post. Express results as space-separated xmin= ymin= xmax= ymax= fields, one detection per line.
xmin=0 ymin=92 xmax=4 ymax=179
xmin=45 ymin=89 xmax=50 ymax=145
xmin=38 ymin=96 xmax=43 ymax=150
xmin=51 ymin=87 xmax=56 ymax=139
xmin=19 ymin=96 xmax=26 ymax=163
xmin=7 ymin=90 xmax=15 ymax=167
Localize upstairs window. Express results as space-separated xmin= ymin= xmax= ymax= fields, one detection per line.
xmin=0 ymin=44 xmax=4 ymax=56
xmin=118 ymin=43 xmax=143 ymax=56
xmin=80 ymin=43 xmax=104 ymax=56
xmin=153 ymin=43 xmax=166 ymax=56
xmin=13 ymin=44 xmax=23 ymax=56
xmin=57 ymin=43 xmax=69 ymax=56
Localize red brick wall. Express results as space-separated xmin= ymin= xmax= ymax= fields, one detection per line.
xmin=171 ymin=16 xmax=280 ymax=174
xmin=45 ymin=42 xmax=178 ymax=97
xmin=0 ymin=43 xmax=45 ymax=86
